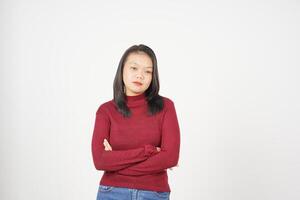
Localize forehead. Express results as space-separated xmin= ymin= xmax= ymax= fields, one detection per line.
xmin=125 ymin=52 xmax=153 ymax=68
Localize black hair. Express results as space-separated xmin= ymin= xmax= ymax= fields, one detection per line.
xmin=113 ymin=44 xmax=164 ymax=118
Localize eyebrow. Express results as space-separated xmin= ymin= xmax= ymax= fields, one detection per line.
xmin=129 ymin=62 xmax=153 ymax=69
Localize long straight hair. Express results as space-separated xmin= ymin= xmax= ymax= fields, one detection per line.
xmin=113 ymin=44 xmax=164 ymax=118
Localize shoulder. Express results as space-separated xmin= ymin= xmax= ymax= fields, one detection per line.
xmin=160 ymin=95 xmax=176 ymax=109
xmin=159 ymin=95 xmax=178 ymax=119
xmin=95 ymin=99 xmax=115 ymax=115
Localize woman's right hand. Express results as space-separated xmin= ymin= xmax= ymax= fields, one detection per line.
xmin=103 ymin=139 xmax=112 ymax=151
xmin=155 ymin=147 xmax=179 ymax=170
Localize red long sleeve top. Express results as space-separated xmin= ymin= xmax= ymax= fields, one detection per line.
xmin=91 ymin=92 xmax=180 ymax=192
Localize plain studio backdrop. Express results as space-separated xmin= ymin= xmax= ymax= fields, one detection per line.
xmin=1 ymin=0 xmax=299 ymax=199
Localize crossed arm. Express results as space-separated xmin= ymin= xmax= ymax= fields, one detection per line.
xmin=91 ymin=105 xmax=160 ymax=172
xmin=91 ymin=100 xmax=180 ymax=175
xmin=103 ymin=138 xmax=179 ymax=175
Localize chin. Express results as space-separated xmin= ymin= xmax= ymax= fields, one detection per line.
xmin=130 ymin=86 xmax=144 ymax=92
xmin=127 ymin=88 xmax=140 ymax=93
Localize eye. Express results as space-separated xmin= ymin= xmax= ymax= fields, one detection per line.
xmin=130 ymin=66 xmax=137 ymax=70
xmin=146 ymin=71 xmax=152 ymax=74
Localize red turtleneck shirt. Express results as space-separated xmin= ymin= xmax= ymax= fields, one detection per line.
xmin=91 ymin=92 xmax=180 ymax=192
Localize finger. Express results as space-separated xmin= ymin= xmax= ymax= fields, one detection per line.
xmin=104 ymin=145 xmax=112 ymax=151
xmin=103 ymin=139 xmax=110 ymax=148
xmin=103 ymin=139 xmax=107 ymax=146
xmin=104 ymin=139 xmax=110 ymax=147
xmin=103 ymin=139 xmax=108 ymax=145
xmin=104 ymin=139 xmax=112 ymax=150
xmin=103 ymin=140 xmax=108 ymax=148
xmin=103 ymin=140 xmax=110 ymax=150
xmin=104 ymin=140 xmax=112 ymax=150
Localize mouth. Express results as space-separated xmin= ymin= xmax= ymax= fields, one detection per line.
xmin=133 ymin=81 xmax=143 ymax=86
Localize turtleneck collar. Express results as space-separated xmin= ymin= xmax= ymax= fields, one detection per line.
xmin=125 ymin=92 xmax=147 ymax=107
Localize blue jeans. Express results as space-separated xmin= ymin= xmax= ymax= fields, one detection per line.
xmin=96 ymin=184 xmax=170 ymax=200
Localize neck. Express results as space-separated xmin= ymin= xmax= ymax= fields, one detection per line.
xmin=125 ymin=92 xmax=147 ymax=106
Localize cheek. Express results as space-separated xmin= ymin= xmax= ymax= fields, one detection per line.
xmin=144 ymin=76 xmax=152 ymax=86
xmin=122 ymin=72 xmax=127 ymax=82
xmin=123 ymin=70 xmax=131 ymax=82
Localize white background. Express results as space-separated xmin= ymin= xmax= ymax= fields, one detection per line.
xmin=1 ymin=0 xmax=300 ymax=199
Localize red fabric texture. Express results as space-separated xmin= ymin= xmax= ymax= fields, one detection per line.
xmin=91 ymin=92 xmax=180 ymax=192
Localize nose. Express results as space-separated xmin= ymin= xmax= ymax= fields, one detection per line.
xmin=136 ymin=73 xmax=144 ymax=80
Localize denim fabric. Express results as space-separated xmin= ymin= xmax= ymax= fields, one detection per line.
xmin=96 ymin=184 xmax=170 ymax=200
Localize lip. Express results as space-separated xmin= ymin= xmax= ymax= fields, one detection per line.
xmin=133 ymin=81 xmax=143 ymax=86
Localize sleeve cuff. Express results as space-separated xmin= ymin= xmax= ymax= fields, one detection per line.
xmin=144 ymin=144 xmax=157 ymax=157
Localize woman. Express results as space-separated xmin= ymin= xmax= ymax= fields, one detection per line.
xmin=91 ymin=44 xmax=180 ymax=200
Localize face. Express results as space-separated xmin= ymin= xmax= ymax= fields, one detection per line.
xmin=123 ymin=52 xmax=153 ymax=96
